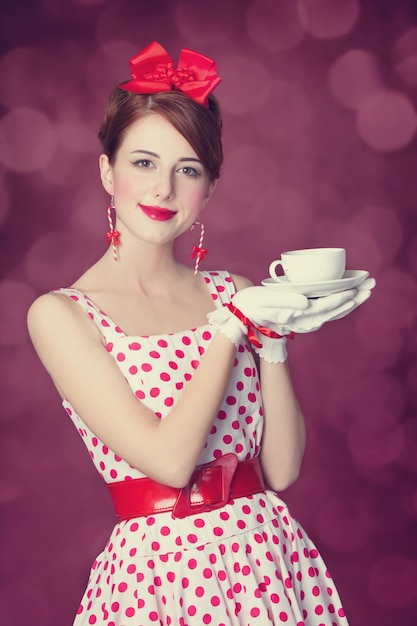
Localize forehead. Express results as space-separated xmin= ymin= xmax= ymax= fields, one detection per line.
xmin=119 ymin=113 xmax=197 ymax=158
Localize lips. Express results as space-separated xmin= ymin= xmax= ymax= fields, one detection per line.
xmin=139 ymin=204 xmax=177 ymax=221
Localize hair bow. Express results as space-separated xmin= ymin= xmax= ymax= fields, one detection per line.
xmin=120 ymin=41 xmax=221 ymax=108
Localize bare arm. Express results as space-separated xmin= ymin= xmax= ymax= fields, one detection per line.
xmin=27 ymin=293 xmax=236 ymax=488
xmin=258 ymin=359 xmax=306 ymax=491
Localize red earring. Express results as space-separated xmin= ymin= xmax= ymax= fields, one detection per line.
xmin=106 ymin=196 xmax=120 ymax=261
xmin=190 ymin=219 xmax=208 ymax=275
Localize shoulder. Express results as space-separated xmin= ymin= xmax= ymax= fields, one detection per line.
xmin=27 ymin=291 xmax=100 ymax=350
xmin=229 ymin=273 xmax=254 ymax=292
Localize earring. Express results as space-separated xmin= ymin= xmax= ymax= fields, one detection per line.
xmin=106 ymin=196 xmax=120 ymax=262
xmin=190 ymin=219 xmax=208 ymax=275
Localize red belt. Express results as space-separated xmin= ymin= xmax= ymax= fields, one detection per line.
xmin=107 ymin=453 xmax=265 ymax=520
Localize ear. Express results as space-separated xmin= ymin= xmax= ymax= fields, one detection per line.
xmin=201 ymin=179 xmax=218 ymax=211
xmin=99 ymin=154 xmax=114 ymax=195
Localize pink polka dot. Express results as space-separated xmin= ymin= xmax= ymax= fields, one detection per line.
xmin=164 ymin=397 xmax=174 ymax=406
xmin=169 ymin=360 xmax=178 ymax=369
xmin=203 ymin=614 xmax=212 ymax=624
xmin=141 ymin=363 xmax=152 ymax=372
xmin=226 ymin=395 xmax=237 ymax=405
xmin=129 ymin=342 xmax=141 ymax=350
xmin=158 ymin=339 xmax=168 ymax=348
xmin=149 ymin=350 xmax=160 ymax=358
xmin=279 ymin=612 xmax=288 ymax=621
xmin=88 ymin=616 xmax=97 ymax=624
xmin=160 ymin=372 xmax=171 ymax=381
xmin=116 ymin=352 xmax=125 ymax=361
xmin=182 ymin=336 xmax=191 ymax=345
xmin=250 ymin=608 xmax=260 ymax=617
xmin=175 ymin=349 xmax=185 ymax=358
xmin=129 ymin=365 xmax=138 ymax=374
xmin=135 ymin=390 xmax=145 ymax=400
xmin=150 ymin=387 xmax=160 ymax=397
xmin=202 ymin=331 xmax=212 ymax=340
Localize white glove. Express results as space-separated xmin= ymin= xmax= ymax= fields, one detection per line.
xmin=278 ymin=278 xmax=376 ymax=334
xmin=207 ymin=287 xmax=308 ymax=362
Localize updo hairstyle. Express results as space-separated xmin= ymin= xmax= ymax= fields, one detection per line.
xmin=98 ymin=88 xmax=223 ymax=182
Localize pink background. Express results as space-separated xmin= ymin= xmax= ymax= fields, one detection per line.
xmin=1 ymin=0 xmax=417 ymax=624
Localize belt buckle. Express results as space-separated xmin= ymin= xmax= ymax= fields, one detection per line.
xmin=172 ymin=453 xmax=238 ymax=519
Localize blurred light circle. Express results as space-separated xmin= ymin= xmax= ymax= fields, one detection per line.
xmin=175 ymin=0 xmax=240 ymax=44
xmin=85 ymin=42 xmax=138 ymax=100
xmin=0 ymin=281 xmax=37 ymax=347
xmin=324 ymin=372 xmax=405 ymax=431
xmin=371 ymin=268 xmax=417 ymax=329
xmin=218 ymin=55 xmax=271 ymax=115
xmin=0 ymin=108 xmax=56 ymax=173
xmin=254 ymin=79 xmax=313 ymax=138
xmin=0 ymin=47 xmax=47 ymax=109
xmin=368 ymin=555 xmax=417 ymax=608
xmin=328 ymin=49 xmax=382 ymax=110
xmin=220 ymin=144 xmax=279 ymax=206
xmin=312 ymin=218 xmax=382 ymax=270
xmin=393 ymin=27 xmax=417 ymax=86
xmin=57 ymin=120 xmax=97 ymax=154
xmin=253 ymin=185 xmax=314 ymax=252
xmin=348 ymin=422 xmax=405 ymax=469
xmin=315 ymin=496 xmax=373 ymax=551
xmin=357 ymin=90 xmax=417 ymax=151
xmin=25 ymin=231 xmax=88 ymax=291
xmin=297 ymin=0 xmax=360 ymax=39
xmin=350 ymin=205 xmax=404 ymax=265
xmin=246 ymin=0 xmax=305 ymax=52
xmin=395 ymin=54 xmax=417 ymax=86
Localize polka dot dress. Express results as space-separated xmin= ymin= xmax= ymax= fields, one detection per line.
xmin=58 ymin=271 xmax=348 ymax=626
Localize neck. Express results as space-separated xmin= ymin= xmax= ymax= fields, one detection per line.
xmin=102 ymin=239 xmax=189 ymax=292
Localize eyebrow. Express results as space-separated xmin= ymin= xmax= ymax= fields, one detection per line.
xmin=131 ymin=149 xmax=201 ymax=163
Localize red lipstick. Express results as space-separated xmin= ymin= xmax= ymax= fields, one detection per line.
xmin=139 ymin=204 xmax=176 ymax=221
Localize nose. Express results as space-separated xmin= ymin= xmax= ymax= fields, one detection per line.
xmin=153 ymin=170 xmax=174 ymax=201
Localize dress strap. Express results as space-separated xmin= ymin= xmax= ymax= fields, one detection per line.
xmin=200 ymin=270 xmax=236 ymax=308
xmin=53 ymin=288 xmax=126 ymax=342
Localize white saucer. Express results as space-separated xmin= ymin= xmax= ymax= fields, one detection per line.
xmin=261 ymin=270 xmax=369 ymax=297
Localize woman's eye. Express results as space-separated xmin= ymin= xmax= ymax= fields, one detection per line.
xmin=134 ymin=159 xmax=153 ymax=168
xmin=179 ymin=166 xmax=200 ymax=177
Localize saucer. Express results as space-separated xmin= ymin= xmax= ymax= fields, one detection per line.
xmin=261 ymin=270 xmax=369 ymax=297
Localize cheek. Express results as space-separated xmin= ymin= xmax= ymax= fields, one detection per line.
xmin=114 ymin=173 xmax=140 ymax=198
xmin=184 ymin=184 xmax=210 ymax=210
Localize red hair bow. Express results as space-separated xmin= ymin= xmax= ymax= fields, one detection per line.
xmin=120 ymin=41 xmax=221 ymax=108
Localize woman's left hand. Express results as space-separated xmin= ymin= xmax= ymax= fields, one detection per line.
xmin=278 ymin=277 xmax=375 ymax=334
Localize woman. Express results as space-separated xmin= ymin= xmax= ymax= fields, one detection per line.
xmin=28 ymin=41 xmax=373 ymax=625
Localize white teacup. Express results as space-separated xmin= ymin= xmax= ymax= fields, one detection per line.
xmin=269 ymin=248 xmax=346 ymax=283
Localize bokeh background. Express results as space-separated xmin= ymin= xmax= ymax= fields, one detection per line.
xmin=1 ymin=0 xmax=417 ymax=624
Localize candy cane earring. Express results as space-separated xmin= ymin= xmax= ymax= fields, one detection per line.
xmin=106 ymin=196 xmax=120 ymax=261
xmin=190 ymin=219 xmax=208 ymax=275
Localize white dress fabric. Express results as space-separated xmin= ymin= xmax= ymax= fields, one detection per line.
xmin=58 ymin=270 xmax=348 ymax=626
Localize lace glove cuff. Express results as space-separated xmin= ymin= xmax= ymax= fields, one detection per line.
xmin=253 ymin=335 xmax=288 ymax=364
xmin=207 ymin=306 xmax=247 ymax=346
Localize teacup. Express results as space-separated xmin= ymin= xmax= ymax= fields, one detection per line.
xmin=269 ymin=248 xmax=346 ymax=283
